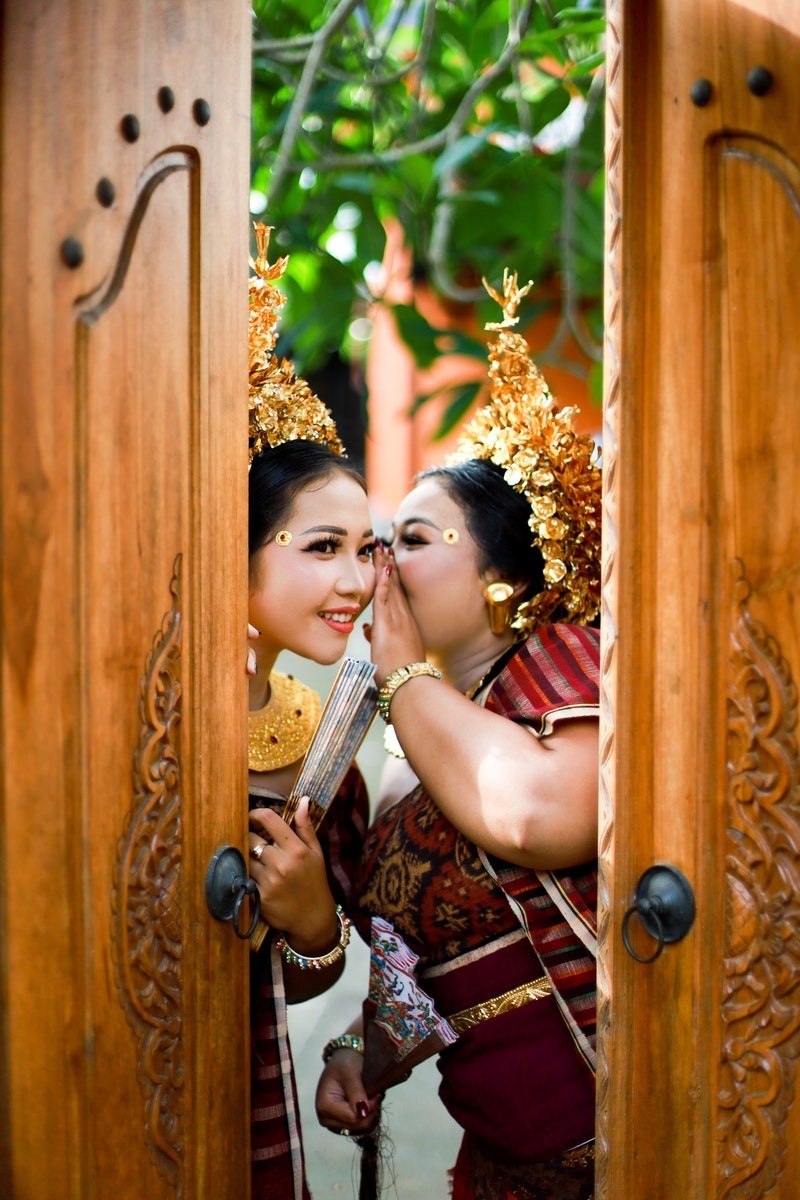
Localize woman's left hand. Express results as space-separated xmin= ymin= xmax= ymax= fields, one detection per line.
xmin=248 ymin=797 xmax=338 ymax=952
xmin=365 ymin=544 xmax=425 ymax=686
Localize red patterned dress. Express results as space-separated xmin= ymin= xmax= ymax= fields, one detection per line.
xmin=356 ymin=625 xmax=600 ymax=1200
xmin=249 ymin=766 xmax=369 ymax=1200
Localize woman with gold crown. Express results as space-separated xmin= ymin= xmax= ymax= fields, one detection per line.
xmin=244 ymin=225 xmax=376 ymax=1200
xmin=316 ymin=273 xmax=602 ymax=1200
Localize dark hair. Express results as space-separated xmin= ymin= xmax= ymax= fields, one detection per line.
xmin=419 ymin=459 xmax=545 ymax=600
xmin=249 ymin=440 xmax=366 ymax=560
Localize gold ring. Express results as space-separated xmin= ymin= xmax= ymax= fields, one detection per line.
xmin=339 ymin=1128 xmax=351 ymax=1137
xmin=251 ymin=843 xmax=267 ymax=860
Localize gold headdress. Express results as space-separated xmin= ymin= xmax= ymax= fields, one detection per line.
xmin=249 ymin=223 xmax=344 ymax=462
xmin=449 ymin=270 xmax=602 ymax=632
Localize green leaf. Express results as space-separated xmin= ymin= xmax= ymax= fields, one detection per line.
xmin=566 ymin=50 xmax=606 ymax=77
xmin=435 ymin=382 xmax=484 ymax=439
xmin=587 ymin=361 xmax=604 ymax=406
xmin=391 ymin=304 xmax=441 ymax=368
xmin=433 ymin=129 xmax=497 ymax=180
xmin=435 ymin=330 xmax=487 ymax=360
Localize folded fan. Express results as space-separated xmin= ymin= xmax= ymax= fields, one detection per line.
xmin=281 ymin=657 xmax=378 ymax=829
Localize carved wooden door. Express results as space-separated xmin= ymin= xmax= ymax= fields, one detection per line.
xmin=0 ymin=3 xmax=252 ymax=1198
xmin=598 ymin=1 xmax=800 ymax=1197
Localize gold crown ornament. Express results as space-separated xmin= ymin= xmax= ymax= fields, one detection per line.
xmin=449 ymin=270 xmax=602 ymax=633
xmin=248 ymin=222 xmax=344 ymax=463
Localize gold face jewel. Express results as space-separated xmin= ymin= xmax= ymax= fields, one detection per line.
xmin=442 ymin=528 xmax=459 ymax=544
xmin=274 ymin=529 xmax=292 ymax=546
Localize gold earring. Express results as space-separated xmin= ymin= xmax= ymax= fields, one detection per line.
xmin=483 ymin=581 xmax=515 ymax=635
xmin=275 ymin=530 xmax=292 ymax=546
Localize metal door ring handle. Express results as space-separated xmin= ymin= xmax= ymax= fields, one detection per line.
xmin=206 ymin=845 xmax=261 ymax=939
xmin=232 ymin=877 xmax=260 ymax=939
xmin=621 ymin=900 xmax=665 ymax=963
xmin=621 ymin=864 xmax=695 ymax=964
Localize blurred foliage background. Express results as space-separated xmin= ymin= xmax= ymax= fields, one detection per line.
xmin=250 ymin=0 xmax=606 ymax=438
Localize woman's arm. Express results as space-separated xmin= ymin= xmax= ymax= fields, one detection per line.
xmin=390 ymin=680 xmax=598 ymax=869
xmin=368 ymin=551 xmax=598 ymax=870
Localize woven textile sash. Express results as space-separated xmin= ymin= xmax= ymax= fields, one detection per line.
xmin=480 ymin=624 xmax=600 ymax=1072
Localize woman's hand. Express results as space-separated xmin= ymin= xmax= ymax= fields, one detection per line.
xmin=246 ymin=623 xmax=260 ymax=676
xmin=248 ymin=797 xmax=337 ymax=951
xmin=316 ymin=1050 xmax=381 ymax=1136
xmin=364 ymin=544 xmax=425 ymax=686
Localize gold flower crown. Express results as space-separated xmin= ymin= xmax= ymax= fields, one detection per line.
xmin=249 ymin=223 xmax=344 ymax=463
xmin=448 ymin=270 xmax=602 ymax=632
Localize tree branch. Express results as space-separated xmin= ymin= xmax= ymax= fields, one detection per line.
xmin=429 ymin=0 xmax=535 ymax=301
xmin=266 ymin=0 xmax=363 ymax=204
xmin=557 ymin=64 xmax=605 ymax=362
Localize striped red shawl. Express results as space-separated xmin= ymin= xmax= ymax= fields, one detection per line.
xmin=249 ymin=765 xmax=369 ymax=1199
xmin=480 ymin=623 xmax=600 ymax=1072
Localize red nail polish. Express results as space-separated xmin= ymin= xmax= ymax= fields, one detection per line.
xmin=356 ymin=1101 xmax=369 ymax=1120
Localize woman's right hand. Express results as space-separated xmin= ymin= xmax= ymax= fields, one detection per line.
xmin=249 ymin=798 xmax=336 ymax=949
xmin=364 ymin=544 xmax=425 ymax=686
xmin=246 ymin=623 xmax=260 ymax=676
xmin=316 ymin=1050 xmax=381 ymax=1136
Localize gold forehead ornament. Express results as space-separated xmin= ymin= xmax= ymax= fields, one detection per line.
xmin=449 ymin=270 xmax=602 ymax=632
xmin=249 ymin=222 xmax=344 ymax=464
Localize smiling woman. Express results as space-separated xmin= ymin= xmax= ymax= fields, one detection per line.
xmin=315 ymin=273 xmax=602 ymax=1200
xmin=248 ymin=447 xmax=376 ymax=670
xmin=243 ymin=228 xmax=376 ymax=1200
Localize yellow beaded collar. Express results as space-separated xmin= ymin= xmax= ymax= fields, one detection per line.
xmin=248 ymin=672 xmax=322 ymax=772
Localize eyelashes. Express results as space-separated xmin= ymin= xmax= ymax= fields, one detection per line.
xmin=303 ymin=536 xmax=379 ymax=558
xmin=303 ymin=536 xmax=343 ymax=554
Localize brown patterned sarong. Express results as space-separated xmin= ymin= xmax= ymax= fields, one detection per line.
xmin=452 ymin=1137 xmax=595 ymax=1200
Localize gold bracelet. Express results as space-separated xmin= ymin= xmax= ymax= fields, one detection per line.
xmin=275 ymin=905 xmax=351 ymax=970
xmin=322 ymin=1033 xmax=365 ymax=1063
xmin=377 ymin=661 xmax=442 ymax=724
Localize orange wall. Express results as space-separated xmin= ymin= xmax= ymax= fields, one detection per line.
xmin=365 ymin=224 xmax=601 ymax=525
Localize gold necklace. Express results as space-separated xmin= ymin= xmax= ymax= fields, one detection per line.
xmin=248 ymin=672 xmax=322 ymax=772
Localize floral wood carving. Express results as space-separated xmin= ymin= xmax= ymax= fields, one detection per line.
xmin=717 ymin=564 xmax=800 ymax=1198
xmin=111 ymin=555 xmax=184 ymax=1195
xmin=594 ymin=1 xmax=622 ymax=1192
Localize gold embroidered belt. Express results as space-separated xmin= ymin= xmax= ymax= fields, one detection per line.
xmin=447 ymin=974 xmax=552 ymax=1034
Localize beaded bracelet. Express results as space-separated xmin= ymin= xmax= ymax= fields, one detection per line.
xmin=377 ymin=661 xmax=442 ymax=724
xmin=322 ymin=1033 xmax=365 ymax=1063
xmin=275 ymin=904 xmax=351 ymax=970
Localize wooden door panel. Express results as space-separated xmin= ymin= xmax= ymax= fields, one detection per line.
xmin=81 ymin=161 xmax=193 ymax=1197
xmin=599 ymin=2 xmax=800 ymax=1197
xmin=713 ymin=135 xmax=800 ymax=1199
xmin=0 ymin=4 xmax=251 ymax=1198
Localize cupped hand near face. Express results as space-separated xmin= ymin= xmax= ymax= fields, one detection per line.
xmin=367 ymin=544 xmax=426 ymax=686
xmin=248 ymin=798 xmax=335 ymax=949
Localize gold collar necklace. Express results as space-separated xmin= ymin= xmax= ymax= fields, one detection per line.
xmin=248 ymin=671 xmax=322 ymax=772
